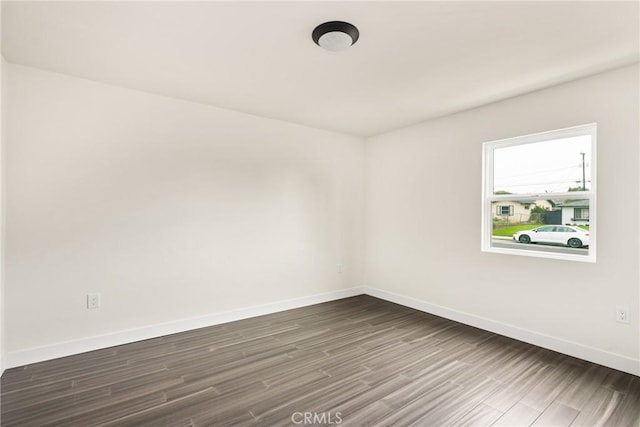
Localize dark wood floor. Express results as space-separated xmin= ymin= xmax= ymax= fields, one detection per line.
xmin=1 ymin=295 xmax=639 ymax=426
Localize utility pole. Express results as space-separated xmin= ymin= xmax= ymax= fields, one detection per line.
xmin=580 ymin=152 xmax=586 ymax=190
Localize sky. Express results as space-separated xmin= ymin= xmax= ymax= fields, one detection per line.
xmin=493 ymin=135 xmax=592 ymax=195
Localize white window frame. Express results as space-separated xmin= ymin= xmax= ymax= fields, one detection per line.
xmin=481 ymin=123 xmax=597 ymax=263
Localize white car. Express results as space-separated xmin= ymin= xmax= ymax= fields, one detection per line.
xmin=513 ymin=225 xmax=589 ymax=248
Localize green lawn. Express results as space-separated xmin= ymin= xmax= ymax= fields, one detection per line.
xmin=493 ymin=224 xmax=589 ymax=236
xmin=493 ymin=224 xmax=541 ymax=237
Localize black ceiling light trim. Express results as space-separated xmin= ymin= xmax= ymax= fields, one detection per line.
xmin=312 ymin=21 xmax=359 ymax=51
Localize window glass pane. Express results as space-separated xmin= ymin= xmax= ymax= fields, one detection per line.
xmin=493 ymin=135 xmax=592 ymax=195
xmin=491 ymin=198 xmax=590 ymax=257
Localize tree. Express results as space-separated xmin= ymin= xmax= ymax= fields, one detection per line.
xmin=565 ymin=186 xmax=589 ymax=204
xmin=530 ymin=204 xmax=549 ymax=224
xmin=531 ymin=204 xmax=549 ymax=212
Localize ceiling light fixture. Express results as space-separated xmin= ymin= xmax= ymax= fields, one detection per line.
xmin=312 ymin=21 xmax=359 ymax=52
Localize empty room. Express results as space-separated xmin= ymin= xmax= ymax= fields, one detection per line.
xmin=0 ymin=1 xmax=639 ymax=426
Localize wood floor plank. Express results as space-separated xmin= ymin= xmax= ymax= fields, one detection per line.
xmin=17 ymin=357 xmax=128 ymax=388
xmin=483 ymin=362 xmax=555 ymax=413
xmin=193 ymin=409 xmax=256 ymax=427
xmin=360 ymin=344 xmax=442 ymax=385
xmin=555 ymin=363 xmax=611 ymax=410
xmin=401 ymin=342 xmax=477 ymax=379
xmin=570 ymin=386 xmax=626 ymax=426
xmin=340 ymin=400 xmax=394 ymax=426
xmin=485 ymin=347 xmax=548 ymax=384
xmin=2 ymin=386 xmax=112 ymax=426
xmin=602 ymin=368 xmax=640 ymax=394
xmin=519 ymin=361 xmax=587 ymax=412
xmin=329 ymin=374 xmax=413 ymax=418
xmin=379 ymin=380 xmax=464 ymax=425
xmin=531 ymin=401 xmax=579 ymax=426
xmin=412 ymin=377 xmax=502 ymax=426
xmin=253 ymin=375 xmax=371 ymax=425
xmin=99 ymin=388 xmax=218 ymax=427
xmin=606 ymin=389 xmax=640 ymax=427
xmin=42 ymin=392 xmax=169 ymax=427
xmin=2 ymin=295 xmax=639 ymax=426
xmin=492 ymin=402 xmax=541 ymax=426
xmin=450 ymin=403 xmax=504 ymax=426
xmin=170 ymin=379 xmax=264 ymax=424
xmin=0 ymin=377 xmax=73 ymax=405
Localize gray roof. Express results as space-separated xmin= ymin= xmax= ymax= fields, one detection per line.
xmin=557 ymin=200 xmax=589 ymax=207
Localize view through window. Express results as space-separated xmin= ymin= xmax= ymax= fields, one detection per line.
xmin=482 ymin=124 xmax=596 ymax=262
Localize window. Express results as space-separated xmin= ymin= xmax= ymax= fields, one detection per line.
xmin=482 ymin=123 xmax=596 ymax=262
xmin=574 ymin=207 xmax=589 ymax=220
xmin=497 ymin=205 xmax=514 ymax=216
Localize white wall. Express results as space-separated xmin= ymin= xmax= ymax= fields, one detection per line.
xmin=5 ymin=64 xmax=365 ymax=359
xmin=4 ymin=60 xmax=639 ymax=375
xmin=0 ymin=54 xmax=6 ymax=374
xmin=365 ymin=64 xmax=639 ymax=373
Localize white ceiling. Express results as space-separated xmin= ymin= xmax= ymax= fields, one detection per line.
xmin=2 ymin=1 xmax=639 ymax=137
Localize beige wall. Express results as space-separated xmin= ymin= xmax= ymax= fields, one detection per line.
xmin=365 ymin=64 xmax=639 ymax=364
xmin=5 ymin=64 xmax=365 ymax=354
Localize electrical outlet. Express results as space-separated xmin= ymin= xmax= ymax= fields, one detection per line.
xmin=615 ymin=306 xmax=629 ymax=324
xmin=87 ymin=293 xmax=101 ymax=309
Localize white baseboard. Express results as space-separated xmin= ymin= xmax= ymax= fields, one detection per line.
xmin=4 ymin=287 xmax=364 ymax=369
xmin=5 ymin=285 xmax=639 ymax=377
xmin=364 ymin=286 xmax=640 ymax=376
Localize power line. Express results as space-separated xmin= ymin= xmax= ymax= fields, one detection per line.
xmin=495 ymin=165 xmax=582 ymax=180
xmin=496 ymin=180 xmax=589 ymax=188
